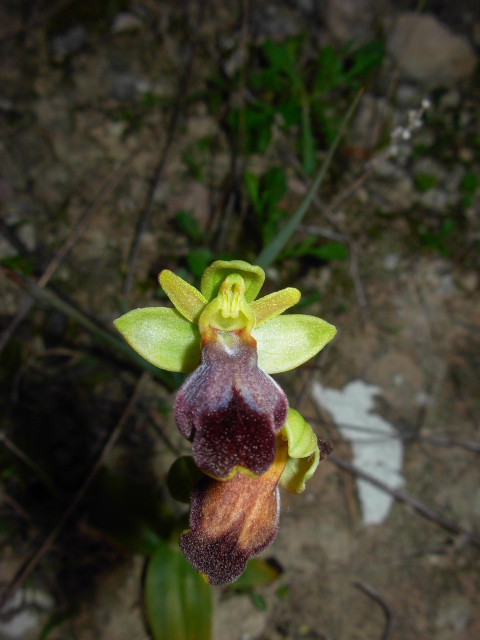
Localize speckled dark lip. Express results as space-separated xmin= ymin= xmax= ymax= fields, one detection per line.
xmin=174 ymin=329 xmax=288 ymax=479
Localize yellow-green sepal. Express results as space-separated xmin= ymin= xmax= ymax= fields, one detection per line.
xmin=251 ymin=287 xmax=301 ymax=327
xmin=114 ymin=307 xmax=201 ymax=373
xmin=279 ymin=409 xmax=319 ymax=494
xmin=253 ymin=315 xmax=336 ymax=374
xmin=159 ymin=270 xmax=207 ymax=323
xmin=200 ymin=260 xmax=265 ymax=302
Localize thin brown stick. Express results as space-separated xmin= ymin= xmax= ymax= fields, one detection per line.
xmin=0 ymin=148 xmax=144 ymax=356
xmin=0 ymin=373 xmax=149 ymax=612
xmin=328 ymin=454 xmax=480 ymax=548
xmin=122 ymin=1 xmax=206 ymax=303
xmin=353 ymin=581 xmax=394 ymax=640
xmin=0 ymin=433 xmax=59 ymax=497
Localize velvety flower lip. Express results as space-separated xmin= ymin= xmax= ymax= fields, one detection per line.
xmin=179 ymin=440 xmax=288 ymax=586
xmin=174 ymin=328 xmax=288 ymax=480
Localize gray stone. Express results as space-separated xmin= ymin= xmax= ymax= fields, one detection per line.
xmin=111 ymin=74 xmax=151 ymax=100
xmin=353 ymin=93 xmax=388 ymax=148
xmin=324 ymin=0 xmax=385 ymax=44
xmin=439 ymin=89 xmax=461 ymax=109
xmin=387 ymin=13 xmax=477 ymax=87
xmin=413 ymin=157 xmax=447 ymax=181
xmin=395 ymin=84 xmax=422 ymax=108
xmin=419 ymin=188 xmax=448 ymax=213
xmin=111 ymin=13 xmax=143 ymax=34
xmin=51 ymin=25 xmax=87 ymax=58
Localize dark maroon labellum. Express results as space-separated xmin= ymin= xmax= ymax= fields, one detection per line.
xmin=174 ymin=330 xmax=288 ymax=479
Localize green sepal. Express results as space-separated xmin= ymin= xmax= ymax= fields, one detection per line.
xmin=167 ymin=456 xmax=204 ymax=504
xmin=159 ymin=270 xmax=207 ymax=323
xmin=114 ymin=307 xmax=201 ymax=373
xmin=253 ymin=315 xmax=336 ymax=374
xmin=200 ymin=260 xmax=265 ymax=303
xmin=279 ymin=409 xmax=319 ymax=494
xmin=251 ymin=287 xmax=301 ymax=327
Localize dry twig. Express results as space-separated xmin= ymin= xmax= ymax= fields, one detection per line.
xmin=122 ymin=2 xmax=206 ymax=303
xmin=328 ymin=454 xmax=480 ymax=549
xmin=353 ymin=580 xmax=394 ymax=640
xmin=0 ymin=148 xmax=144 ymax=356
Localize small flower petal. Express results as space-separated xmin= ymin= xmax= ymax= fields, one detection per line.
xmin=174 ymin=330 xmax=288 ymax=479
xmin=253 ymin=314 xmax=336 ymax=374
xmin=179 ymin=442 xmax=287 ymax=585
xmin=201 ymin=260 xmax=265 ymax=303
xmin=251 ymin=287 xmax=301 ymax=327
xmin=159 ymin=270 xmax=207 ymax=323
xmin=279 ymin=409 xmax=333 ymax=494
xmin=114 ymin=307 xmax=201 ymax=372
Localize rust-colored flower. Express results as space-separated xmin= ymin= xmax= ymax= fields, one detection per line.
xmin=114 ymin=260 xmax=336 ymax=583
xmin=177 ymin=409 xmax=331 ymax=586
xmin=179 ymin=440 xmax=288 ymax=586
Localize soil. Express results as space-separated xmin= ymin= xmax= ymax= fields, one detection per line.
xmin=0 ymin=1 xmax=479 ymax=639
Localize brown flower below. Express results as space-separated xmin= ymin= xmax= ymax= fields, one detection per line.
xmin=179 ymin=440 xmax=288 ymax=586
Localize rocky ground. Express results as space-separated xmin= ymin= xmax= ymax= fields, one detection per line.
xmin=0 ymin=1 xmax=479 ymax=639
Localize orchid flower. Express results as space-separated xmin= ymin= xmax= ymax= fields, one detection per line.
xmin=114 ymin=260 xmax=335 ymax=584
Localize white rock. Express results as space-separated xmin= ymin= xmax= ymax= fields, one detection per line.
xmin=111 ymin=13 xmax=143 ymax=34
xmin=311 ymin=380 xmax=405 ymax=525
xmin=51 ymin=25 xmax=87 ymax=58
xmin=387 ymin=13 xmax=477 ymax=86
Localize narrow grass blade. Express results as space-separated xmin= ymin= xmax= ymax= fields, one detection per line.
xmin=5 ymin=269 xmax=175 ymax=388
xmin=256 ymin=90 xmax=364 ymax=270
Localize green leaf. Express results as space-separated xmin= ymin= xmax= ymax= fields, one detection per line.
xmin=414 ymin=173 xmax=437 ymax=192
xmin=313 ymin=46 xmax=343 ymax=95
xmin=251 ymin=288 xmax=301 ymax=327
xmin=175 ymin=210 xmax=203 ymax=242
xmin=0 ymin=254 xmax=34 ymax=276
xmin=231 ymin=559 xmax=281 ymax=589
xmin=187 ymin=248 xmax=214 ymax=279
xmin=159 ymin=270 xmax=207 ymax=323
xmin=245 ymin=172 xmax=261 ymax=212
xmin=167 ymin=456 xmax=204 ymax=504
xmin=253 ymin=314 xmax=336 ymax=373
xmin=249 ymin=592 xmax=267 ymax=611
xmin=460 ymin=172 xmax=478 ymax=196
xmin=309 ymin=242 xmax=347 ymax=261
xmin=260 ymin=167 xmax=287 ymax=212
xmin=114 ymin=307 xmax=201 ymax=373
xmin=145 ymin=541 xmax=212 ymax=640
xmin=346 ymin=41 xmax=385 ymax=80
xmin=200 ymin=260 xmax=265 ymax=302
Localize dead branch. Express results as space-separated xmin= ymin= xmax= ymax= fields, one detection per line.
xmin=353 ymin=580 xmax=394 ymax=640
xmin=328 ymin=454 xmax=480 ymax=549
